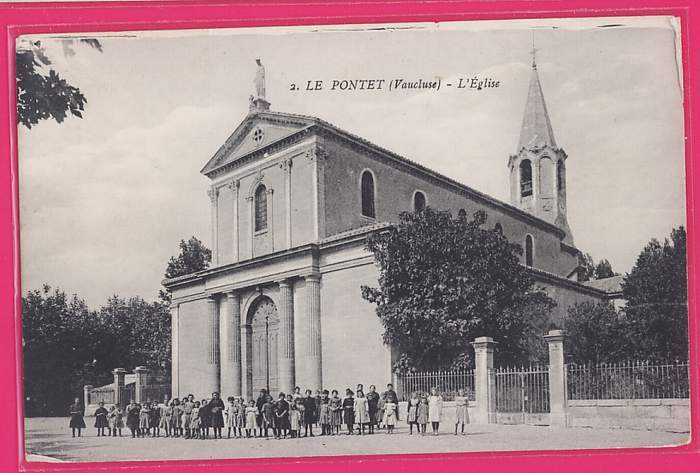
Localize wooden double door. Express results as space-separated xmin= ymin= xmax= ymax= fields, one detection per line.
xmin=249 ymin=297 xmax=279 ymax=396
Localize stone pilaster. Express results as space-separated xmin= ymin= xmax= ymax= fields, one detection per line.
xmin=221 ymin=292 xmax=242 ymax=397
xmin=545 ymin=329 xmax=568 ymax=427
xmin=207 ymin=297 xmax=221 ymax=393
xmin=242 ymin=323 xmax=253 ymax=400
xmin=277 ymin=279 xmax=295 ymax=395
xmin=471 ymin=337 xmax=497 ymax=424
xmin=267 ymin=188 xmax=275 ymax=251
xmin=305 ymin=274 xmax=322 ymax=390
xmin=208 ymin=186 xmax=219 ymax=266
xmin=280 ymin=158 xmax=293 ymax=249
xmin=246 ymin=195 xmax=254 ymax=259
xmin=170 ymin=304 xmax=179 ymax=399
xmin=306 ymin=147 xmax=320 ymax=240
xmin=227 ymin=179 xmax=240 ymax=262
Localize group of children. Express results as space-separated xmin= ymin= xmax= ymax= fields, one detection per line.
xmin=69 ymin=384 xmax=472 ymax=439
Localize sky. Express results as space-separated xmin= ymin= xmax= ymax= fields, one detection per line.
xmin=18 ymin=17 xmax=686 ymax=308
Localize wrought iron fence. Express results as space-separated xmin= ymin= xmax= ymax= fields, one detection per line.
xmin=495 ymin=366 xmax=550 ymax=414
xmin=567 ymin=361 xmax=690 ymax=400
xmin=138 ymin=384 xmax=171 ymax=404
xmin=397 ymin=369 xmax=475 ymax=401
xmin=118 ymin=385 xmax=135 ymax=406
xmin=88 ymin=386 xmax=115 ymax=405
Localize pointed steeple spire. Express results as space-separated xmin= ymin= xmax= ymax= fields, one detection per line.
xmin=517 ymin=40 xmax=557 ymax=151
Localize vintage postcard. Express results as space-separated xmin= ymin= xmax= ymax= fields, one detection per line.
xmin=17 ymin=16 xmax=689 ymax=462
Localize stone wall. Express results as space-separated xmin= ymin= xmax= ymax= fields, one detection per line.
xmin=320 ymin=136 xmax=578 ymax=277
xmin=397 ymin=400 xmax=477 ymax=426
xmin=319 ymin=249 xmax=393 ymax=391
xmin=568 ymin=399 xmax=690 ymax=433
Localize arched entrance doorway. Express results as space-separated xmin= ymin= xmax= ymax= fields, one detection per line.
xmin=247 ymin=296 xmax=279 ymax=396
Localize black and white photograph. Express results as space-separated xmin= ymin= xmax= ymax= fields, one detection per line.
xmin=18 ymin=16 xmax=690 ymax=462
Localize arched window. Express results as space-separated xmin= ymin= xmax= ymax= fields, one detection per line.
xmin=254 ymin=184 xmax=268 ymax=231
xmin=494 ymin=222 xmax=503 ymax=234
xmin=520 ymin=160 xmax=533 ymax=198
xmin=458 ymin=208 xmax=467 ymax=219
xmin=361 ymin=170 xmax=375 ymax=218
xmin=525 ymin=235 xmax=534 ymax=267
xmin=413 ymin=191 xmax=426 ymax=212
xmin=557 ymin=161 xmax=565 ymax=191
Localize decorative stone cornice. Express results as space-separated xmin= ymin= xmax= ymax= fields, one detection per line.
xmin=225 ymin=179 xmax=240 ymax=194
xmin=279 ymin=157 xmax=293 ymax=171
xmin=207 ymin=186 xmax=219 ymax=202
xmin=305 ymin=145 xmax=326 ymax=162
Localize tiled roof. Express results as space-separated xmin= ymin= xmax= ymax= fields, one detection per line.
xmin=582 ymin=275 xmax=624 ymax=295
xmin=319 ymin=222 xmax=393 ymax=245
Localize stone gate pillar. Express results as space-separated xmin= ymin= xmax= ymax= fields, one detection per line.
xmin=305 ymin=274 xmax=322 ymax=391
xmin=278 ymin=279 xmax=296 ymax=395
xmin=471 ymin=337 xmax=497 ymax=424
xmin=83 ymin=385 xmax=92 ymax=411
xmin=134 ymin=366 xmax=149 ymax=403
xmin=112 ymin=368 xmax=126 ymax=406
xmin=545 ymin=329 xmax=568 ymax=427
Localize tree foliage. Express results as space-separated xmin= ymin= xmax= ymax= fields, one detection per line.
xmin=594 ymin=259 xmax=616 ymax=279
xmin=563 ymin=301 xmax=627 ymax=364
xmin=16 ymin=39 xmax=101 ymax=129
xmin=361 ymin=208 xmax=555 ymax=372
xmin=22 ymin=286 xmax=170 ymax=417
xmin=578 ymin=252 xmax=617 ymax=282
xmin=159 ymin=236 xmax=212 ymax=303
xmin=565 ymin=227 xmax=687 ymax=363
xmin=621 ymin=226 xmax=687 ymax=362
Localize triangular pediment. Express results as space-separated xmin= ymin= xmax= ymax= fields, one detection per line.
xmin=201 ymin=111 xmax=315 ymax=175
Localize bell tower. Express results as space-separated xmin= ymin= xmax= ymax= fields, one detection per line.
xmin=508 ymin=46 xmax=573 ymax=245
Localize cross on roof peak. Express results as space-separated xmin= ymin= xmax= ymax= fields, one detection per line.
xmin=530 ymin=32 xmax=538 ymax=69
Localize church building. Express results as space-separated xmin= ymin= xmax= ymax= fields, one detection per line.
xmin=163 ymin=56 xmax=617 ymax=401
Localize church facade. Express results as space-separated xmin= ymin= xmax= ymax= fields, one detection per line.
xmin=163 ymin=59 xmax=616 ymax=401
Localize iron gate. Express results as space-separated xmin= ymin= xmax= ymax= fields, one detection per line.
xmin=494 ymin=366 xmax=550 ymax=424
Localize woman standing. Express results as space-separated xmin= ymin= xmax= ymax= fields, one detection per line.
xmin=93 ymin=401 xmax=109 ymax=436
xmin=68 ymin=397 xmax=86 ymax=437
xmin=209 ymin=392 xmax=226 ymax=439
xmin=302 ymin=389 xmax=317 ymax=437
xmin=126 ymin=400 xmax=141 ymax=438
xmin=427 ymin=387 xmax=444 ymax=436
xmin=366 ymin=385 xmax=380 ymax=434
xmin=274 ymin=392 xmax=290 ymax=439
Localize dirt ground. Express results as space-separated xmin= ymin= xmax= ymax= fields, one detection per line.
xmin=24 ymin=416 xmax=689 ymax=463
